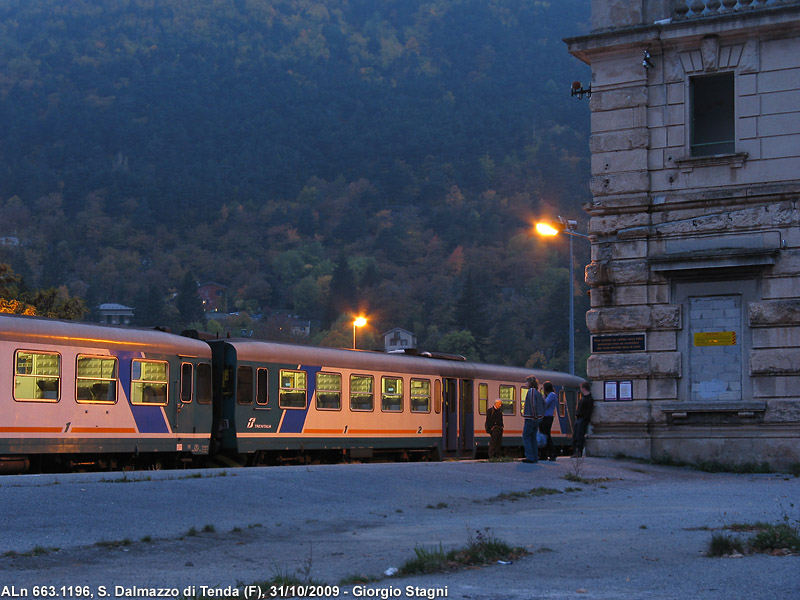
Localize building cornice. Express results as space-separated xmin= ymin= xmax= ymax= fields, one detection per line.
xmin=565 ymin=4 xmax=800 ymax=63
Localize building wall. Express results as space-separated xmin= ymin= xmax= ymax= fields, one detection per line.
xmin=567 ymin=0 xmax=800 ymax=468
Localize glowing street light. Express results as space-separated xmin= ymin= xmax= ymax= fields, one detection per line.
xmin=535 ymin=222 xmax=560 ymax=237
xmin=353 ymin=316 xmax=367 ymax=349
xmin=534 ymin=216 xmax=590 ymax=375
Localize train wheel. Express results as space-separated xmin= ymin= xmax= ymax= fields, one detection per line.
xmin=0 ymin=456 xmax=30 ymax=475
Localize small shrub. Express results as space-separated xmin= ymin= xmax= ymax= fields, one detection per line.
xmin=455 ymin=529 xmax=517 ymax=565
xmin=485 ymin=487 xmax=563 ymax=503
xmin=399 ymin=544 xmax=449 ymax=575
xmin=399 ymin=529 xmax=527 ymax=576
xmin=749 ymin=524 xmax=800 ymax=553
xmin=707 ymin=534 xmax=745 ymax=557
xmin=562 ymin=473 xmax=616 ymax=485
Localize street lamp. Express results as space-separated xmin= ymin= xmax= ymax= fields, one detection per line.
xmin=535 ymin=216 xmax=590 ymax=375
xmin=353 ymin=316 xmax=367 ymax=349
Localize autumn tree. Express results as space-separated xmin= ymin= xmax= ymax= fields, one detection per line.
xmin=176 ymin=272 xmax=205 ymax=329
xmin=0 ymin=264 xmax=86 ymax=319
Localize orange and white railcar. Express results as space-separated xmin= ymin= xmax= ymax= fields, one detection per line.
xmin=0 ymin=314 xmax=213 ymax=473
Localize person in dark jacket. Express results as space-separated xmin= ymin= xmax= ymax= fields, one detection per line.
xmin=485 ymin=398 xmax=505 ymax=459
xmin=573 ymin=381 xmax=595 ymax=457
xmin=522 ymin=375 xmax=545 ymax=463
xmin=540 ymin=381 xmax=558 ymax=461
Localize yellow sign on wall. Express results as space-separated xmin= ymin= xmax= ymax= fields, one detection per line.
xmin=694 ymin=331 xmax=736 ymax=346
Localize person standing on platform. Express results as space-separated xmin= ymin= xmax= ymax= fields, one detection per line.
xmin=540 ymin=381 xmax=558 ymax=461
xmin=522 ymin=375 xmax=544 ymax=463
xmin=485 ymin=398 xmax=505 ymax=459
xmin=573 ymin=381 xmax=595 ymax=457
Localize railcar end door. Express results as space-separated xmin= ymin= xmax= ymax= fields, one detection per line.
xmin=443 ymin=378 xmax=458 ymax=454
xmin=459 ymin=380 xmax=474 ymax=457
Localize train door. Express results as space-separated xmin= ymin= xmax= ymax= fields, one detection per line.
xmin=231 ymin=363 xmax=282 ymax=454
xmin=443 ymin=378 xmax=458 ymax=454
xmin=174 ymin=360 xmax=213 ymax=453
xmin=459 ymin=380 xmax=474 ymax=457
xmin=560 ymin=386 xmax=578 ymax=444
xmin=174 ymin=362 xmax=197 ymax=435
xmin=443 ymin=378 xmax=474 ymax=457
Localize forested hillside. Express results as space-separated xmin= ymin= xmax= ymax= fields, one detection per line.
xmin=0 ymin=0 xmax=592 ymax=372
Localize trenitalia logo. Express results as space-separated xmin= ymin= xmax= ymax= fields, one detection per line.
xmin=246 ymin=418 xmax=271 ymax=429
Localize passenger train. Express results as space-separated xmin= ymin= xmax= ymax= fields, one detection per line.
xmin=0 ymin=314 xmax=584 ymax=474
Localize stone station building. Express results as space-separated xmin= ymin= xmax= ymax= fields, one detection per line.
xmin=565 ymin=0 xmax=800 ymax=467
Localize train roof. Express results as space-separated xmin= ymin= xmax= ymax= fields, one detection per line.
xmin=0 ymin=314 xmax=212 ymax=357
xmin=216 ymin=338 xmax=585 ymax=386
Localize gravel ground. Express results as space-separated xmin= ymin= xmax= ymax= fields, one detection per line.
xmin=0 ymin=457 xmax=798 ymax=599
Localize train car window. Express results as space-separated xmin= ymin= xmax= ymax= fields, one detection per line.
xmin=410 ymin=378 xmax=431 ymax=413
xmin=256 ymin=368 xmax=269 ymax=405
xmin=499 ymin=385 xmax=515 ymax=415
xmin=76 ymin=355 xmax=117 ymax=404
xmin=197 ymin=363 xmax=212 ymax=405
xmin=316 ymin=372 xmax=341 ymax=410
xmin=434 ymin=379 xmax=442 ymax=414
xmin=280 ymin=370 xmax=307 ymax=409
xmin=381 ymin=376 xmax=403 ymax=412
xmin=463 ymin=381 xmax=473 ymax=414
xmin=478 ymin=383 xmax=488 ymax=414
xmin=559 ymin=389 xmax=567 ymax=418
xmin=180 ymin=363 xmax=193 ymax=403
xmin=237 ymin=366 xmax=254 ymax=405
xmin=131 ymin=359 xmax=168 ymax=405
xmin=14 ymin=350 xmax=60 ymax=402
xmin=222 ymin=364 xmax=234 ymax=397
xmin=350 ymin=374 xmax=374 ymax=411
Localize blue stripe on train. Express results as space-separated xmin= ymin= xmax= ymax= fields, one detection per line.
xmin=279 ymin=365 xmax=320 ymax=434
xmin=117 ymin=352 xmax=170 ymax=434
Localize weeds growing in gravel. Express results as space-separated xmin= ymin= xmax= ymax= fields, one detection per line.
xmin=338 ymin=574 xmax=382 ymax=585
xmin=632 ymin=454 xmax=774 ymax=474
xmin=708 ymin=534 xmax=746 ymax=557
xmin=242 ymin=545 xmax=324 ymax=597
xmin=484 ymin=487 xmax=563 ymax=502
xmin=562 ymin=473 xmax=616 ymax=485
xmin=3 ymin=545 xmax=59 ymax=557
xmin=95 ymin=538 xmax=132 ymax=549
xmin=707 ymin=504 xmax=800 ymax=556
xmin=399 ymin=528 xmax=527 ymax=575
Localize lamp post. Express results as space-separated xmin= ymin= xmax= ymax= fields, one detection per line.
xmin=353 ymin=316 xmax=367 ymax=349
xmin=535 ymin=217 xmax=590 ymax=375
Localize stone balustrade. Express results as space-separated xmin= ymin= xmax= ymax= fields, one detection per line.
xmin=675 ymin=0 xmax=796 ymax=19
